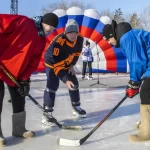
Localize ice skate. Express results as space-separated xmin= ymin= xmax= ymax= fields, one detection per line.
xmin=72 ymin=105 xmax=86 ymax=118
xmin=88 ymin=76 xmax=93 ymax=80
xmin=81 ymin=76 xmax=85 ymax=80
xmin=41 ymin=112 xmax=55 ymax=127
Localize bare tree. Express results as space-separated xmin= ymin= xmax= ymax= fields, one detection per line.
xmin=41 ymin=0 xmax=67 ymax=14
xmin=129 ymin=13 xmax=142 ymax=29
xmin=69 ymin=0 xmax=92 ymax=10
xmin=113 ymin=8 xmax=125 ymax=23
xmin=41 ymin=0 xmax=94 ymax=14
xmin=99 ymin=9 xmax=114 ymax=19
xmin=123 ymin=13 xmax=132 ymax=22
xmin=139 ymin=6 xmax=150 ymax=31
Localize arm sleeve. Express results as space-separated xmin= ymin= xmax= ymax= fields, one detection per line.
xmin=0 ymin=14 xmax=20 ymax=34
xmin=71 ymin=36 xmax=83 ymax=65
xmin=82 ymin=47 xmax=85 ymax=55
xmin=19 ymin=50 xmax=44 ymax=81
xmin=82 ymin=47 xmax=89 ymax=56
xmin=71 ymin=52 xmax=81 ymax=66
xmin=120 ymin=34 xmax=147 ymax=83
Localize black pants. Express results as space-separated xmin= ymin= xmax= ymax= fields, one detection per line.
xmin=140 ymin=78 xmax=150 ymax=104
xmin=44 ymin=67 xmax=80 ymax=110
xmin=0 ymin=80 xmax=25 ymax=114
xmin=82 ymin=62 xmax=92 ymax=76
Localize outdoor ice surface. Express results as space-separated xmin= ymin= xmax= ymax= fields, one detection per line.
xmin=1 ymin=74 xmax=150 ymax=150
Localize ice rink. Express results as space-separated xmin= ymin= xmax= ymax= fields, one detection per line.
xmin=1 ymin=73 xmax=150 ymax=150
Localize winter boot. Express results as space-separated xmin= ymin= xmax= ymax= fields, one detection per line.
xmin=12 ymin=111 xmax=35 ymax=138
xmin=0 ymin=116 xmax=5 ymax=146
xmin=72 ymin=105 xmax=86 ymax=118
xmin=129 ymin=104 xmax=150 ymax=142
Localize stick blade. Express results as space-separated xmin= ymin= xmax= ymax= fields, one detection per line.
xmin=58 ymin=138 xmax=80 ymax=146
xmin=62 ymin=125 xmax=82 ymax=130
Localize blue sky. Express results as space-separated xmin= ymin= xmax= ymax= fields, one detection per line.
xmin=0 ymin=0 xmax=149 ymax=17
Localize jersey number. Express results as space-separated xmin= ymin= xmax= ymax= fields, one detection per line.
xmin=53 ymin=48 xmax=60 ymax=56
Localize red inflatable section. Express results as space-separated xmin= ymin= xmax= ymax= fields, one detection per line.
xmin=80 ymin=26 xmax=94 ymax=38
xmin=98 ymin=39 xmax=117 ymax=71
xmin=90 ymin=30 xmax=103 ymax=43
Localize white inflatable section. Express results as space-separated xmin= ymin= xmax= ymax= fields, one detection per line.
xmin=53 ymin=9 xmax=66 ymax=17
xmin=67 ymin=7 xmax=83 ymax=15
xmin=51 ymin=7 xmax=127 ymax=73
xmin=92 ymin=45 xmax=106 ymax=70
xmin=100 ymin=16 xmax=112 ymax=25
xmin=84 ymin=9 xmax=100 ymax=19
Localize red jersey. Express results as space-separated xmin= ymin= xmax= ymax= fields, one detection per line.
xmin=0 ymin=14 xmax=49 ymax=86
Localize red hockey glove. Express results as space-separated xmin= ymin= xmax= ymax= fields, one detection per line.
xmin=126 ymin=80 xmax=141 ymax=98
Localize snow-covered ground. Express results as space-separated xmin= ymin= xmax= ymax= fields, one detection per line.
xmin=1 ymin=74 xmax=149 ymax=150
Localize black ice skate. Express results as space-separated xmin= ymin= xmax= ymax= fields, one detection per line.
xmin=81 ymin=76 xmax=85 ymax=80
xmin=72 ymin=106 xmax=86 ymax=118
xmin=41 ymin=112 xmax=55 ymax=127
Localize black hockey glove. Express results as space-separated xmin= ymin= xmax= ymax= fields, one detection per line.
xmin=17 ymin=78 xmax=31 ymax=97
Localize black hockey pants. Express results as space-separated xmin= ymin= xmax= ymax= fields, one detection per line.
xmin=0 ymin=80 xmax=25 ymax=114
xmin=140 ymin=78 xmax=150 ymax=104
xmin=44 ymin=67 xmax=80 ymax=111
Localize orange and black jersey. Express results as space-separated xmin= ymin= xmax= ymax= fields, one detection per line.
xmin=44 ymin=33 xmax=83 ymax=83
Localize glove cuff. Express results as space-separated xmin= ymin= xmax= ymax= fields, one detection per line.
xmin=128 ymin=80 xmax=141 ymax=89
xmin=19 ymin=78 xmax=31 ymax=85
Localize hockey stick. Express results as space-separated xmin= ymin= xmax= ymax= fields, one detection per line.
xmin=0 ymin=65 xmax=82 ymax=131
xmin=58 ymin=95 xmax=128 ymax=146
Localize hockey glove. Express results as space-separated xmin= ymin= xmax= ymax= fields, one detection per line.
xmin=126 ymin=80 xmax=141 ymax=98
xmin=17 ymin=78 xmax=31 ymax=97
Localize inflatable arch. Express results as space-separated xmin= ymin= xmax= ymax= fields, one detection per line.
xmin=37 ymin=7 xmax=129 ymax=73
